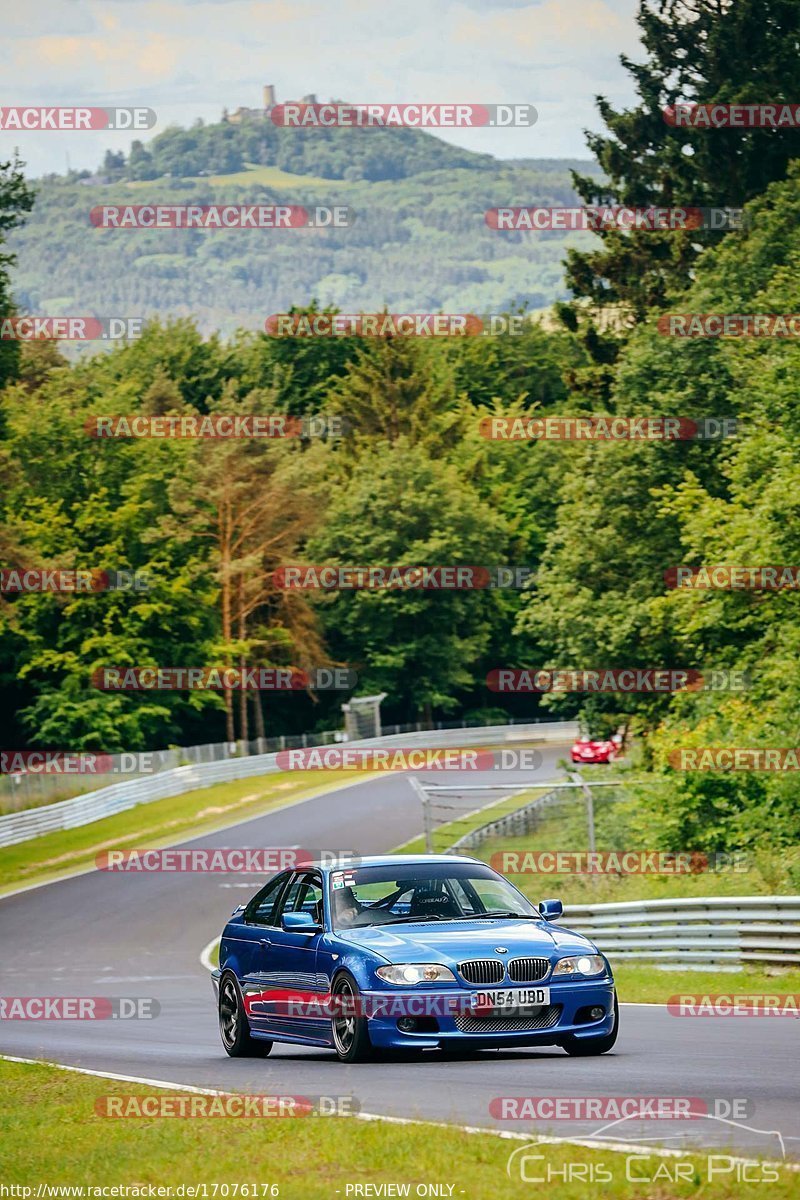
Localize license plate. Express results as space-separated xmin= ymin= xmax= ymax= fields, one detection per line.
xmin=472 ymin=987 xmax=549 ymax=1008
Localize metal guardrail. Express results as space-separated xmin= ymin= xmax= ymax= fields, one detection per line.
xmin=444 ymin=793 xmax=800 ymax=966
xmin=556 ymin=896 xmax=800 ymax=966
xmin=0 ymin=720 xmax=578 ymax=849
xmin=0 ymin=714 xmax=575 ymax=815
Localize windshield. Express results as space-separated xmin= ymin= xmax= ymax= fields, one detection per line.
xmin=330 ymin=863 xmax=538 ymax=929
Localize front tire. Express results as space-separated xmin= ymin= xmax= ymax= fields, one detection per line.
xmin=562 ymin=995 xmax=619 ymax=1057
xmin=218 ymin=972 xmax=272 ymax=1057
xmin=330 ymin=972 xmax=374 ymax=1063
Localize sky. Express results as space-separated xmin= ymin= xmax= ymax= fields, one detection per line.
xmin=1 ymin=0 xmax=643 ymax=178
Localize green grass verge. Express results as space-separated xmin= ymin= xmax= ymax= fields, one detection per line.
xmin=2 ymin=1061 xmax=796 ymax=1197
xmin=613 ymin=963 xmax=800 ymax=1004
xmin=474 ymin=799 xmax=800 ymax=903
xmin=0 ymin=769 xmax=373 ymax=897
xmin=395 ymin=782 xmax=552 ymax=857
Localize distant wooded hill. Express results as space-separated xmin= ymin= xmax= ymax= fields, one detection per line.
xmin=9 ymin=119 xmax=600 ymax=336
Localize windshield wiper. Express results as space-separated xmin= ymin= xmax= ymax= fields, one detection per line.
xmin=383 ymin=914 xmax=445 ymax=924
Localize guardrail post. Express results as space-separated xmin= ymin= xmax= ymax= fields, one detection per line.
xmin=411 ymin=777 xmax=434 ymax=853
xmin=570 ymin=771 xmax=596 ymax=855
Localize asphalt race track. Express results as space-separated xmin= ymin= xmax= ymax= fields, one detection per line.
xmin=1 ymin=743 xmax=798 ymax=1162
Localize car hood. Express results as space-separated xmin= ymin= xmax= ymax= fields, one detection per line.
xmin=334 ymin=919 xmax=596 ymax=965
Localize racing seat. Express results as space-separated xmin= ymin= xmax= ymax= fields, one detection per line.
xmin=407 ymin=882 xmax=461 ymax=919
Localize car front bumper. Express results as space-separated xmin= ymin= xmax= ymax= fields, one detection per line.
xmin=360 ymin=980 xmax=616 ymax=1050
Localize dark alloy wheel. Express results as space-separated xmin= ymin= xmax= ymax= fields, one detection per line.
xmin=330 ymin=973 xmax=374 ymax=1063
xmin=218 ymin=973 xmax=272 ymax=1057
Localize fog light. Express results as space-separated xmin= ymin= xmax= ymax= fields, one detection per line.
xmin=590 ymin=1006 xmax=605 ymax=1020
xmin=397 ymin=1017 xmax=416 ymax=1033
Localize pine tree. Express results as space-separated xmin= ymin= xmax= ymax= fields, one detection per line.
xmin=566 ymin=0 xmax=800 ymax=326
xmin=0 ymin=154 xmax=36 ymax=387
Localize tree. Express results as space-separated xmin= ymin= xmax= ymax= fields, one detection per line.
xmin=151 ymin=384 xmax=325 ymax=742
xmin=325 ymin=333 xmax=467 ymax=453
xmin=0 ymin=154 xmax=36 ymax=387
xmin=306 ymin=439 xmax=512 ymax=720
xmin=519 ymin=166 xmax=800 ymax=851
xmin=565 ymin=0 xmax=800 ymax=330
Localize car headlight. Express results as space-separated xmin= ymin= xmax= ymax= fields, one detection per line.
xmin=376 ymin=964 xmax=457 ymax=985
xmin=552 ymin=954 xmax=606 ymax=977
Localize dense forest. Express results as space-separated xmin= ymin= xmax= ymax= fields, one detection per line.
xmin=2 ymin=0 xmax=800 ymax=855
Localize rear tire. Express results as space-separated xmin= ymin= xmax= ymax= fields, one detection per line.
xmin=330 ymin=972 xmax=374 ymax=1063
xmin=562 ymin=995 xmax=619 ymax=1057
xmin=219 ymin=972 xmax=272 ymax=1057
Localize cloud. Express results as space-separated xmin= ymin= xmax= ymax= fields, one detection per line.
xmin=1 ymin=0 xmax=640 ymax=175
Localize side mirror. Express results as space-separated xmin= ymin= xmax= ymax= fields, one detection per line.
xmin=538 ymin=898 xmax=563 ymax=921
xmin=282 ymin=911 xmax=320 ymax=933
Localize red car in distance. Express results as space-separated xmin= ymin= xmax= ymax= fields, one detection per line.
xmin=570 ymin=734 xmax=622 ymax=765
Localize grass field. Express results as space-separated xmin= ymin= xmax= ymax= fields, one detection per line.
xmin=126 ymin=165 xmax=339 ymax=190
xmin=1 ymin=1060 xmax=796 ymax=1198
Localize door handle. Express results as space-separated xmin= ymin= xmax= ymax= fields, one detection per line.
xmin=259 ymin=937 xmax=271 ymax=947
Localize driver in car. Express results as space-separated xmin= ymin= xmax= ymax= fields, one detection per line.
xmin=333 ymin=886 xmax=365 ymax=927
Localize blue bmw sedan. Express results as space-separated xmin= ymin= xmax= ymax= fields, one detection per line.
xmin=212 ymin=854 xmax=618 ymax=1062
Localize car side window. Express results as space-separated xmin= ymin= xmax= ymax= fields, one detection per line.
xmin=277 ymin=872 xmax=324 ymax=922
xmin=244 ymin=872 xmax=290 ymax=927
